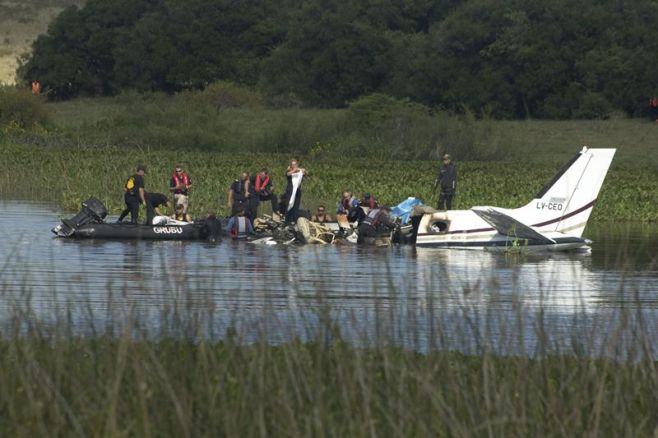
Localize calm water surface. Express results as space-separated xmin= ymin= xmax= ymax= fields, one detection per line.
xmin=1 ymin=201 xmax=656 ymax=357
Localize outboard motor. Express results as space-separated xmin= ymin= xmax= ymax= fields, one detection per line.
xmin=52 ymin=197 xmax=108 ymax=237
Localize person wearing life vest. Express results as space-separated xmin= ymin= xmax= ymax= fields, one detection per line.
xmin=360 ymin=193 xmax=379 ymax=210
xmin=336 ymin=191 xmax=359 ymax=215
xmin=117 ymin=164 xmax=147 ymax=224
xmin=228 ymin=172 xmax=251 ymax=219
xmin=226 ymin=207 xmax=254 ymax=240
xmin=254 ymin=168 xmax=278 ymax=215
xmin=170 ymin=203 xmax=192 ymax=222
xmin=169 ymin=164 xmax=192 ymax=214
xmin=357 ymin=206 xmax=396 ymax=244
xmin=434 ymin=153 xmax=457 ymax=210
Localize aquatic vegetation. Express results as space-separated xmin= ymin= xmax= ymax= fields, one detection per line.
xmin=0 ymin=141 xmax=656 ymax=223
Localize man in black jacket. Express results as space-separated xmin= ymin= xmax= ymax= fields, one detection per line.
xmin=117 ymin=164 xmax=147 ymax=224
xmin=434 ymin=154 xmax=457 ymax=210
xmin=145 ymin=192 xmax=172 ymax=225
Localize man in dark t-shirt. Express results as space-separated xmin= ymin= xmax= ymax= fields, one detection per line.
xmin=117 ymin=164 xmax=146 ymax=224
xmin=434 ymin=154 xmax=457 ymax=210
xmin=145 ymin=192 xmax=171 ymax=225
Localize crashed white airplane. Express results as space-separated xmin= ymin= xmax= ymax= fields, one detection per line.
xmin=412 ymin=147 xmax=616 ymax=251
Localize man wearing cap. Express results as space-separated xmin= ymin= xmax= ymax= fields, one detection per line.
xmin=118 ymin=164 xmax=147 ymax=224
xmin=434 ymin=153 xmax=457 ymax=210
xmin=169 ymin=164 xmax=192 ymax=214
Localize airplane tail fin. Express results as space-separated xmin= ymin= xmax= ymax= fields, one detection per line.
xmin=513 ymin=147 xmax=616 ymax=237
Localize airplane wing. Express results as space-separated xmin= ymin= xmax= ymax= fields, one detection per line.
xmin=472 ymin=207 xmax=555 ymax=244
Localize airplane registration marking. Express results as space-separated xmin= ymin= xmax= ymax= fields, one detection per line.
xmin=536 ymin=202 xmax=563 ymax=211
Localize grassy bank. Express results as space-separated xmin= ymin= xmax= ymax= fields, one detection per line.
xmin=0 ymin=141 xmax=656 ymax=222
xmin=45 ymin=92 xmax=658 ymax=165
xmin=1 ymin=90 xmax=657 ymax=221
xmin=2 ymin=338 xmax=655 ymax=436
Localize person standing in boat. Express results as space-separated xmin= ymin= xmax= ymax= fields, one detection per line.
xmin=283 ymin=159 xmax=306 ymax=223
xmin=117 ymin=164 xmax=147 ymax=224
xmin=169 ymin=164 xmax=192 ymax=214
xmin=434 ymin=153 xmax=457 ymax=210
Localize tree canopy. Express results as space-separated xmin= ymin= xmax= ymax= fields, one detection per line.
xmin=17 ymin=0 xmax=658 ymax=118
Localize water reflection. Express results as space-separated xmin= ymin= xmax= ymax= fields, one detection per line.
xmin=0 ymin=201 xmax=656 ymax=358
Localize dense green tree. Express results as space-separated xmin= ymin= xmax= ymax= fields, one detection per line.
xmin=16 ymin=0 xmax=658 ymax=117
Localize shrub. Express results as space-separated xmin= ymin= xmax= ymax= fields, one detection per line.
xmin=0 ymin=85 xmax=49 ymax=128
xmin=192 ymin=81 xmax=264 ymax=110
xmin=573 ymin=92 xmax=613 ymax=120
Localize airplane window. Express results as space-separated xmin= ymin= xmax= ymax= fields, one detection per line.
xmin=430 ymin=221 xmax=448 ymax=233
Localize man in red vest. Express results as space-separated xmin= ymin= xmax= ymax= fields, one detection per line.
xmin=169 ymin=164 xmax=192 ymax=214
xmin=253 ymin=168 xmax=277 ymax=215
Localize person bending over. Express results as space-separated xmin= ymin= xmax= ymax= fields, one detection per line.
xmin=357 ymin=206 xmax=396 ymax=245
xmin=145 ymin=192 xmax=172 ymax=225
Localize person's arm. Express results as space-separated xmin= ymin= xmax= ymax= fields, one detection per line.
xmin=227 ymin=188 xmax=234 ymax=208
xmin=154 ymin=207 xmax=162 ymax=216
xmin=226 ymin=216 xmax=235 ymax=233
xmin=245 ymin=179 xmax=251 ymax=198
xmin=139 ymin=187 xmax=146 ymax=204
xmin=326 ymin=214 xmax=333 ymax=221
xmin=185 ymin=214 xmax=192 ymax=222
xmin=169 ymin=177 xmax=177 ymax=193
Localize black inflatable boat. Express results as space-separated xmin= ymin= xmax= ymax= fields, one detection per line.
xmin=52 ymin=198 xmax=222 ymax=241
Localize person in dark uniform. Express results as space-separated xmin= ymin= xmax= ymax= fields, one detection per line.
xmin=434 ymin=153 xmax=457 ymax=210
xmin=357 ymin=206 xmax=396 ymax=245
xmin=144 ymin=192 xmax=171 ymax=225
xmin=247 ymin=173 xmax=260 ymax=221
xmin=117 ymin=164 xmax=146 ymax=224
xmin=202 ymin=209 xmax=223 ymax=243
xmin=228 ymin=172 xmax=251 ymax=219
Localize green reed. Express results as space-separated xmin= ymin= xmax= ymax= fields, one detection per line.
xmin=0 ymin=289 xmax=656 ymax=437
xmin=0 ymin=141 xmax=656 ymax=222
